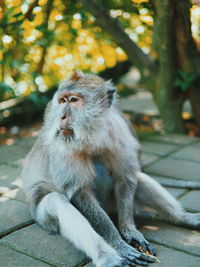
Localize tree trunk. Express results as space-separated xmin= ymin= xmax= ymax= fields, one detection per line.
xmin=151 ymin=0 xmax=186 ymax=133
xmin=174 ymin=0 xmax=200 ymax=134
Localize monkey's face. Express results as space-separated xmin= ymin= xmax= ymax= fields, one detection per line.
xmin=52 ymin=71 xmax=116 ymax=141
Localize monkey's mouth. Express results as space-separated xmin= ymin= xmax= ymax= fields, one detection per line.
xmin=60 ymin=128 xmax=74 ymax=137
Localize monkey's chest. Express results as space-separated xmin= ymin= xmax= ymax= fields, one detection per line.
xmin=49 ymin=155 xmax=95 ymax=198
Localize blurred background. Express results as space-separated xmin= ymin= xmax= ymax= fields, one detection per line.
xmin=0 ymin=0 xmax=200 ymax=145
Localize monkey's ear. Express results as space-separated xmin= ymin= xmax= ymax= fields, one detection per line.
xmin=106 ymin=80 xmax=116 ymax=107
xmin=106 ymin=80 xmax=116 ymax=93
xmin=70 ymin=70 xmax=82 ymax=81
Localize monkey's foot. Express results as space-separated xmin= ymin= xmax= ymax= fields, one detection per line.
xmin=116 ymin=240 xmax=155 ymax=266
xmin=122 ymin=228 xmax=156 ymax=256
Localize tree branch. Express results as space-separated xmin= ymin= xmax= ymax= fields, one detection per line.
xmin=38 ymin=0 xmax=54 ymax=74
xmin=99 ymin=60 xmax=132 ymax=82
xmin=79 ymin=0 xmax=157 ymax=75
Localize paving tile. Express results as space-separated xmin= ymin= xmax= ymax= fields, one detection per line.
xmin=146 ymin=244 xmax=200 ymax=267
xmin=171 ymin=146 xmax=200 ymax=163
xmin=144 ymin=158 xmax=200 ymax=181
xmin=120 ymin=92 xmax=159 ymax=116
xmin=180 ymin=190 xmax=200 ymax=212
xmin=152 ymin=175 xmax=200 ymax=189
xmin=0 ymin=143 xmax=30 ymax=165
xmin=84 ymin=243 xmax=200 ymax=267
xmin=0 ymin=197 xmax=31 ymax=236
xmin=140 ymin=141 xmax=179 ymax=156
xmin=0 ymin=245 xmax=51 ymax=267
xmin=14 ymin=137 xmax=37 ymax=149
xmin=0 ymin=224 xmax=89 ymax=267
xmin=164 ymin=187 xmax=188 ymax=199
xmin=138 ymin=221 xmax=200 ymax=257
xmin=2 ymin=188 xmax=26 ymax=202
xmin=0 ymin=165 xmax=21 ymax=194
xmin=147 ymin=134 xmax=199 ymax=145
xmin=141 ymin=153 xmax=159 ymax=166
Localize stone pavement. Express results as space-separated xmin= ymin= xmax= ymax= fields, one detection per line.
xmin=0 ymin=134 xmax=200 ymax=267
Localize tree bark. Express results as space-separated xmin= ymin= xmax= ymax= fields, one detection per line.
xmin=38 ymin=0 xmax=54 ymax=74
xmin=151 ymin=0 xmax=186 ymax=133
xmin=174 ymin=0 xmax=200 ymax=134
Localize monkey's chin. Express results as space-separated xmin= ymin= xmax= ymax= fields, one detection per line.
xmin=60 ymin=128 xmax=74 ymax=137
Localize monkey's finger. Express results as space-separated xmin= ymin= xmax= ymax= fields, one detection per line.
xmin=131 ymin=239 xmax=155 ymax=257
xmin=139 ymin=240 xmax=157 ymax=257
xmin=132 ymin=252 xmax=155 ymax=263
xmin=126 ymin=246 xmax=154 ymax=263
xmin=145 ymin=242 xmax=156 ymax=256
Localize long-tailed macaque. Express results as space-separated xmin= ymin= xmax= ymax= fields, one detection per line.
xmin=22 ymin=71 xmax=200 ymax=267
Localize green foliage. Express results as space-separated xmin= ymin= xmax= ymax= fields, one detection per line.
xmin=0 ymin=82 xmax=15 ymax=99
xmin=0 ymin=0 xmax=154 ymax=103
xmin=175 ymin=70 xmax=198 ymax=92
xmin=28 ymin=92 xmax=49 ymax=109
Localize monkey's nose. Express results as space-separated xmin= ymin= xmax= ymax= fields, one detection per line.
xmin=61 ymin=113 xmax=70 ymax=120
xmin=61 ymin=114 xmax=66 ymax=120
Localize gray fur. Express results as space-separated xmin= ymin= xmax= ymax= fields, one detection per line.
xmin=22 ymin=72 xmax=200 ymax=267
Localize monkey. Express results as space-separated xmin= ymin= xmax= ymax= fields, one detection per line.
xmin=22 ymin=71 xmax=200 ymax=267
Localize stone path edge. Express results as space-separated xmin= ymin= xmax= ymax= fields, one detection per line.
xmin=0 ymin=220 xmax=34 ymax=239
xmin=148 ymin=238 xmax=200 ymax=258
xmin=0 ymin=243 xmax=56 ymax=267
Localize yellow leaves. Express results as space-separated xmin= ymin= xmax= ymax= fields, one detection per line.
xmin=0 ymin=50 xmax=3 ymax=61
xmin=50 ymin=9 xmax=63 ymax=21
xmin=23 ymin=86 xmax=31 ymax=97
xmin=22 ymin=20 xmax=33 ymax=32
xmin=116 ymin=47 xmax=127 ymax=61
xmin=21 ymin=14 xmax=43 ymax=42
xmin=38 ymin=0 xmax=48 ymax=5
xmin=101 ymin=45 xmax=117 ymax=68
xmin=0 ymin=9 xmax=3 ymax=20
xmin=72 ymin=19 xmax=81 ymax=30
xmin=139 ymin=15 xmax=153 ymax=26
xmin=132 ymin=0 xmax=149 ymax=3
xmin=28 ymin=46 xmax=42 ymax=63
xmin=33 ymin=13 xmax=43 ymax=26
xmin=6 ymin=0 xmax=21 ymax=7
xmin=191 ymin=5 xmax=200 ymax=39
xmin=3 ymin=2 xmax=154 ymax=98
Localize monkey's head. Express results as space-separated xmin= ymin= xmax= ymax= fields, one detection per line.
xmin=45 ymin=71 xmax=117 ymax=145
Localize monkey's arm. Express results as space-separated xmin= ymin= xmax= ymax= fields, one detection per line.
xmin=114 ymin=174 xmax=154 ymax=254
xmin=71 ymin=187 xmax=154 ymax=266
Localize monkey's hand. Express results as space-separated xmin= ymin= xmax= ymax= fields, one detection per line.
xmin=115 ymin=240 xmax=155 ymax=266
xmin=121 ymin=226 xmax=156 ymax=256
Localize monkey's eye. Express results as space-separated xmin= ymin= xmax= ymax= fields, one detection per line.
xmin=68 ymin=96 xmax=79 ymax=103
xmin=58 ymin=97 xmax=66 ymax=104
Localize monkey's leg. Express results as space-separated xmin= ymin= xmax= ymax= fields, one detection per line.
xmin=71 ymin=188 xmax=155 ymax=266
xmin=34 ymin=191 xmax=126 ymax=267
xmin=136 ymin=172 xmax=200 ymax=229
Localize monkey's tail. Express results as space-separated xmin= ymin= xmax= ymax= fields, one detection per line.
xmin=135 ymin=172 xmax=184 ymax=224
